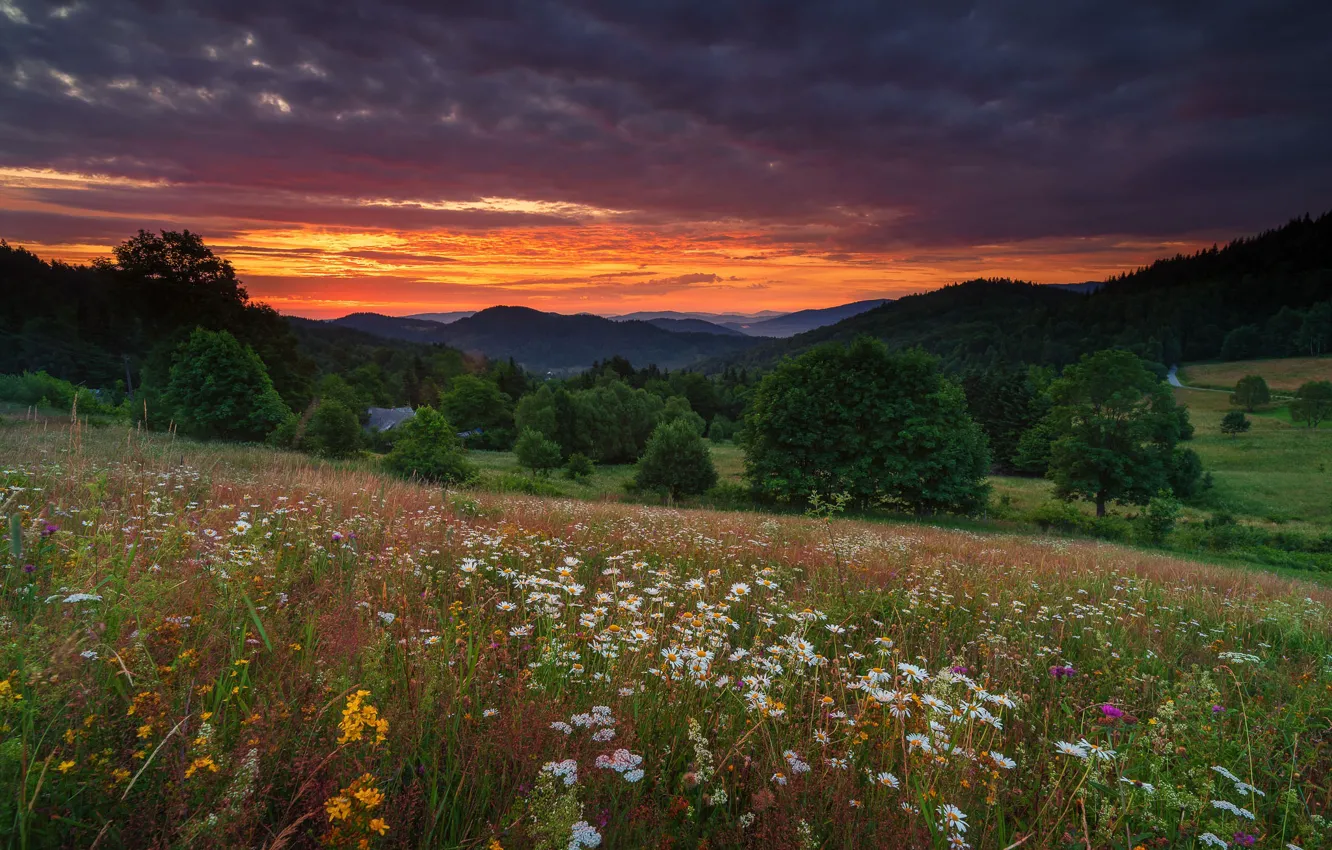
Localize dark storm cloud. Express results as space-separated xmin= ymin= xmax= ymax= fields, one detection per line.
xmin=2 ymin=0 xmax=1330 ymax=247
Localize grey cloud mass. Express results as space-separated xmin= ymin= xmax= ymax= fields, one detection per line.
xmin=1 ymin=0 xmax=1330 ymax=248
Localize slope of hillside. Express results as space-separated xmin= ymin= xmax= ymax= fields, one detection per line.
xmin=643 ymin=317 xmax=745 ymax=336
xmin=736 ymin=298 xmax=891 ymax=337
xmin=5 ymin=421 xmax=1328 ymax=848
xmin=710 ymin=212 xmax=1332 ymax=374
xmin=710 ymin=280 xmax=1076 ymax=372
xmin=407 ymin=310 xmax=476 ymax=324
xmin=334 ymin=306 xmax=758 ymax=373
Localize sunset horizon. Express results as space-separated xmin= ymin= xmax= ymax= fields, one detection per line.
xmin=5 ymin=3 xmax=1328 ymax=318
xmin=0 ymin=176 xmax=1255 ymax=319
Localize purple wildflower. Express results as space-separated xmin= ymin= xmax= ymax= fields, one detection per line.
xmin=42 ymin=523 xmax=58 ymax=537
xmin=950 ymin=665 xmax=969 ymax=675
xmin=1212 ymin=704 xmax=1225 ymax=714
xmin=1049 ymin=665 xmax=1076 ymax=679
xmin=331 ymin=531 xmax=343 ymax=542
xmin=1101 ymin=704 xmax=1125 ymax=719
xmin=23 ymin=564 xmax=37 ymax=574
xmin=1233 ymin=833 xmax=1256 ymax=846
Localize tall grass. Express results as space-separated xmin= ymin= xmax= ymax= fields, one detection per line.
xmin=1 ymin=422 xmax=1329 ymax=849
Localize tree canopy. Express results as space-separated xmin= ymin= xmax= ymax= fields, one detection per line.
xmin=1042 ymin=349 xmax=1201 ymax=516
xmin=382 ymin=407 xmax=474 ymax=484
xmin=743 ymin=338 xmax=990 ymax=514
xmin=1231 ymin=375 xmax=1271 ymax=412
xmin=635 ymin=418 xmax=718 ymax=500
xmin=1290 ymin=380 xmax=1332 ymax=428
xmin=163 ymin=328 xmax=292 ymax=442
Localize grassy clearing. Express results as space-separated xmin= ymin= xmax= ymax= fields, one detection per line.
xmin=2 ymin=421 xmax=1331 ymax=849
xmin=1173 ymin=388 xmax=1332 ymax=528
xmin=1179 ymin=356 xmax=1332 ymax=393
xmin=469 ymin=443 xmax=747 ymax=502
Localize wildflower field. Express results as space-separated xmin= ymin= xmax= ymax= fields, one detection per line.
xmin=2 ymin=421 xmax=1331 ymax=849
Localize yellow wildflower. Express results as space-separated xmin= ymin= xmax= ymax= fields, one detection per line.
xmin=57 ymin=760 xmax=75 ymax=773
xmin=325 ymin=795 xmax=352 ymax=822
xmin=185 ymin=756 xmax=218 ymax=778
xmin=354 ymin=785 xmax=384 ymax=809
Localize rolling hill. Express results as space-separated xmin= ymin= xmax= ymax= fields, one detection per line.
xmin=643 ymin=317 xmax=746 ymax=336
xmin=709 ymin=212 xmax=1332 ymax=375
xmin=732 ymin=298 xmax=892 ymax=337
xmin=332 ymin=306 xmax=759 ymax=374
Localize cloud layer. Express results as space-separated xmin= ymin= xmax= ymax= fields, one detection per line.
xmin=3 ymin=0 xmax=1329 ymax=315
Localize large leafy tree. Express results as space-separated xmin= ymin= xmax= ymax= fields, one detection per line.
xmin=105 ymin=230 xmax=314 ymax=408
xmin=1290 ymin=380 xmax=1332 ymax=428
xmin=1230 ymin=375 xmax=1271 ymax=412
xmin=163 ymin=328 xmax=292 ymax=442
xmin=1043 ymin=349 xmax=1201 ymax=516
xmin=635 ymin=418 xmax=718 ymax=501
xmin=742 ymin=338 xmax=990 ymax=514
xmin=441 ymin=375 xmax=515 ymax=449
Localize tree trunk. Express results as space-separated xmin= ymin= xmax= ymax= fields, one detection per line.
xmin=1096 ymin=495 xmax=1106 ymax=518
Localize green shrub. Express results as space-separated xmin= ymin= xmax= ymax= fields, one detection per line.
xmin=1219 ymin=410 xmax=1251 ymax=436
xmin=304 ymin=400 xmax=362 ymax=459
xmin=1137 ymin=490 xmax=1182 ymax=545
xmin=564 ymin=452 xmax=595 ymax=481
xmin=635 ymin=419 xmax=718 ymax=501
xmin=515 ymin=427 xmax=563 ymax=476
xmin=702 ymin=481 xmax=754 ymax=509
xmin=0 ymin=371 xmax=114 ymax=416
xmin=493 ymin=472 xmax=566 ymax=497
xmin=162 ymin=328 xmax=291 ymax=442
xmin=383 ymin=406 xmax=474 ymax=484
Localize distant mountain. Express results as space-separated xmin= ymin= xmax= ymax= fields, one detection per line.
xmin=332 ymin=306 xmax=759 ymax=374
xmin=612 ymin=309 xmax=782 ymax=323
xmin=331 ymin=313 xmax=458 ymax=343
xmin=644 ymin=317 xmax=746 ymax=336
xmin=407 ymin=310 xmax=475 ymax=324
xmin=735 ymin=299 xmax=892 ymax=337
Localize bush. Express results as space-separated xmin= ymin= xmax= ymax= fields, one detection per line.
xmin=701 ymin=480 xmax=754 ymax=509
xmin=1137 ymin=490 xmax=1182 ymax=545
xmin=492 ymin=472 xmax=566 ymax=497
xmin=515 ymin=427 xmax=563 ymax=476
xmin=660 ymin=395 xmax=706 ymax=436
xmin=441 ymin=375 xmax=515 ymax=450
xmin=564 ymin=452 xmax=595 ymax=481
xmin=0 ymin=371 xmax=116 ymax=416
xmin=707 ymin=415 xmax=735 ymax=443
xmin=382 ymin=406 xmax=474 ymax=484
xmin=1230 ymin=375 xmax=1270 ymax=411
xmin=304 ymin=400 xmax=363 ymax=459
xmin=635 ymin=419 xmax=718 ymax=501
xmin=162 ymin=328 xmax=292 ymax=442
xmin=1220 ymin=410 xmax=1251 ymax=436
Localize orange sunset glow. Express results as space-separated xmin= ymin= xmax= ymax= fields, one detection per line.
xmin=2 ymin=3 xmax=1327 ymax=319
xmin=0 ymin=166 xmax=1219 ymax=318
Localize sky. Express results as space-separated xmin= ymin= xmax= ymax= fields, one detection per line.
xmin=2 ymin=1 xmax=1331 ymax=318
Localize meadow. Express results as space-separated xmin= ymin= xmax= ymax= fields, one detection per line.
xmin=1178 ymin=357 xmax=1332 ymax=394
xmin=2 ymin=420 xmax=1331 ymax=849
